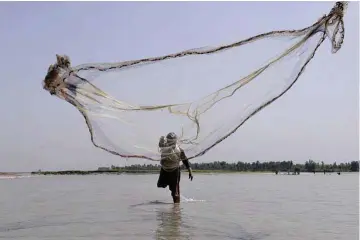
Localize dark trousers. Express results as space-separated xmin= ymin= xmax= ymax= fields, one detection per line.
xmin=157 ymin=167 xmax=181 ymax=203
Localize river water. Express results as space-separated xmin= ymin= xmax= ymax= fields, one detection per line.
xmin=0 ymin=172 xmax=358 ymax=240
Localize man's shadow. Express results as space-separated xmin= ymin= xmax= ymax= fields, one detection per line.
xmin=154 ymin=204 xmax=190 ymax=240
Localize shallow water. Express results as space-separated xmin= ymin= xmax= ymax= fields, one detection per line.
xmin=0 ymin=172 xmax=358 ymax=240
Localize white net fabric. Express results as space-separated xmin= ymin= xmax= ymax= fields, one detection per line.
xmin=42 ymin=2 xmax=347 ymax=162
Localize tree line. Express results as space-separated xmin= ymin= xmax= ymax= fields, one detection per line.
xmin=109 ymin=160 xmax=359 ymax=173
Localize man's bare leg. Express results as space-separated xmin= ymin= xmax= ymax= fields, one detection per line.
xmin=173 ymin=195 xmax=180 ymax=203
xmin=172 ymin=182 xmax=180 ymax=203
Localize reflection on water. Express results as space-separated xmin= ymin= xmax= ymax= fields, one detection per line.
xmin=130 ymin=200 xmax=173 ymax=208
xmin=155 ymin=204 xmax=190 ymax=240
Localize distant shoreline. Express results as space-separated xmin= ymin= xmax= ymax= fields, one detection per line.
xmin=2 ymin=160 xmax=358 ymax=176
xmin=27 ymin=169 xmax=355 ymax=176
xmin=30 ymin=170 xmax=255 ymax=175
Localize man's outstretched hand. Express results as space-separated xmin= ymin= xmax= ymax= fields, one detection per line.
xmin=189 ymin=169 xmax=194 ymax=181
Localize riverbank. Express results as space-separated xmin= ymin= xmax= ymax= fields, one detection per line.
xmin=30 ymin=169 xmax=275 ymax=176
xmin=4 ymin=160 xmax=357 ymax=176
xmin=28 ymin=169 xmax=353 ymax=176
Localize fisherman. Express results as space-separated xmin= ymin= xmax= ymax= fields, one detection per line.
xmin=157 ymin=132 xmax=193 ymax=203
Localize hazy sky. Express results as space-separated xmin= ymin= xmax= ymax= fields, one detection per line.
xmin=1 ymin=2 xmax=358 ymax=172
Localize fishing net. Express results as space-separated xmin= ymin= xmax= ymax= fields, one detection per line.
xmin=42 ymin=2 xmax=347 ymax=162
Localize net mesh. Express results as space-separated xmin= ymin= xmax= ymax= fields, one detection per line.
xmin=42 ymin=2 xmax=347 ymax=162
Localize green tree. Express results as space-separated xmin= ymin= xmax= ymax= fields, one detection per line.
xmin=305 ymin=159 xmax=316 ymax=172
xmin=350 ymin=161 xmax=359 ymax=172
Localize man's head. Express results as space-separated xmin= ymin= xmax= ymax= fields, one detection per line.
xmin=166 ymin=132 xmax=177 ymax=146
